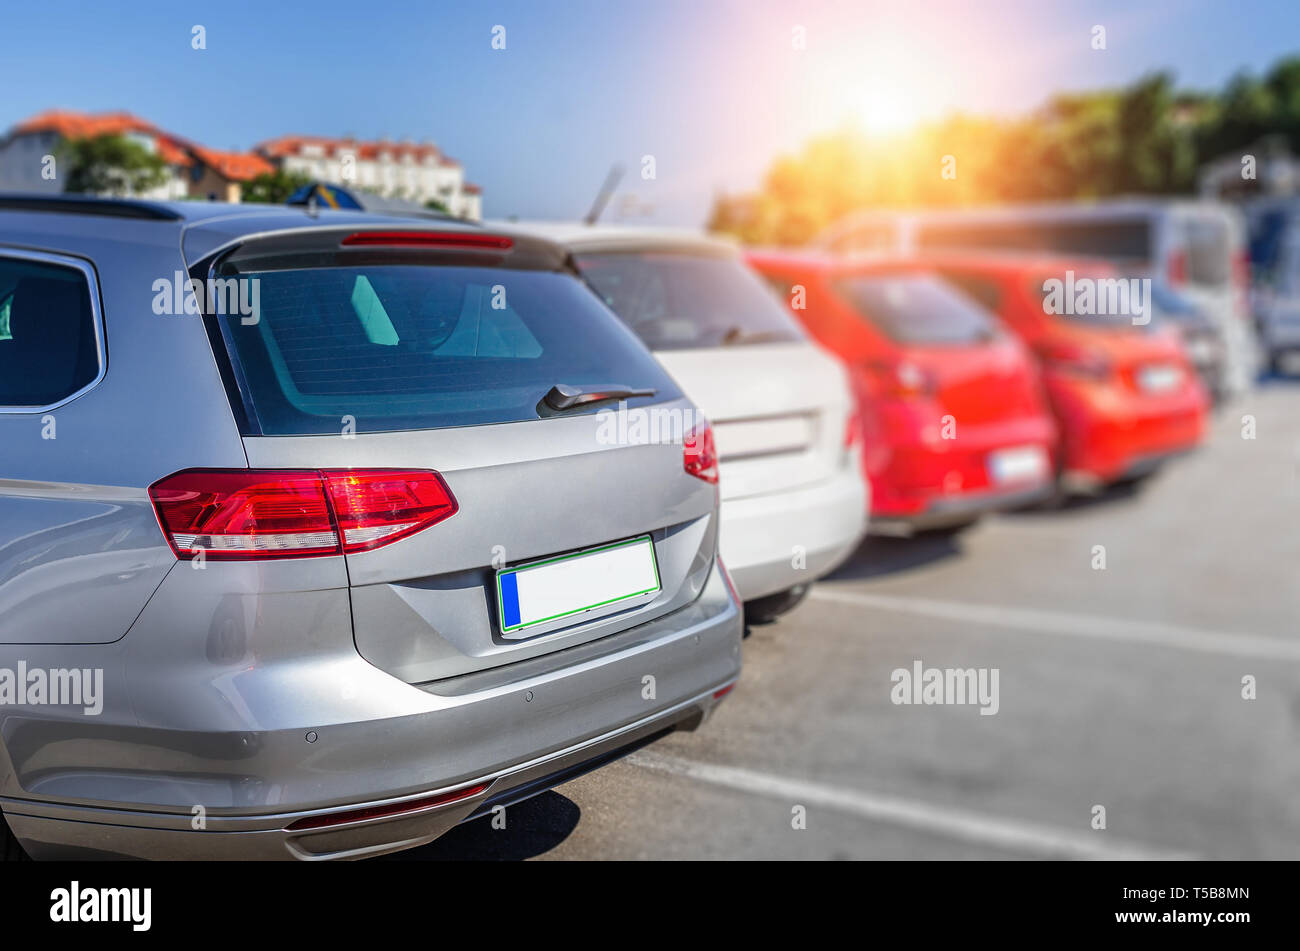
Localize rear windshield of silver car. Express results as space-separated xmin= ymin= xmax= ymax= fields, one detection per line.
xmin=574 ymin=250 xmax=806 ymax=350
xmin=209 ymin=263 xmax=680 ymax=435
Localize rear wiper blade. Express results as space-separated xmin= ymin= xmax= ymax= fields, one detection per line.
xmin=542 ymin=382 xmax=656 ymax=411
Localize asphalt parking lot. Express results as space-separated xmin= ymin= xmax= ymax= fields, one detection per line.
xmin=392 ymin=379 xmax=1299 ymax=861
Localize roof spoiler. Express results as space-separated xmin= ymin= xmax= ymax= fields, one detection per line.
xmin=0 ymin=193 xmax=182 ymax=221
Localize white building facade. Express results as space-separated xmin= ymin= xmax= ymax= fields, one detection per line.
xmin=257 ymin=136 xmax=482 ymax=220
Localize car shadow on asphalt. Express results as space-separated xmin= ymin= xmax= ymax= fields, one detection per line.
xmin=826 ymin=533 xmax=966 ymax=581
xmin=376 ymin=791 xmax=581 ymax=861
xmin=1002 ymin=476 xmax=1151 ymax=516
xmin=829 ymin=476 xmax=1157 ymax=582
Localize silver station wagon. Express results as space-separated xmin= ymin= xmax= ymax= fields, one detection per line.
xmin=0 ymin=195 xmax=741 ymax=860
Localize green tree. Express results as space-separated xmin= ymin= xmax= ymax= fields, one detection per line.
xmin=1113 ymin=73 xmax=1197 ymax=193
xmin=60 ymin=134 xmax=168 ymax=196
xmin=708 ymin=54 xmax=1300 ymax=246
xmin=1264 ymin=56 xmax=1300 ymax=151
xmin=241 ymin=169 xmax=312 ymax=204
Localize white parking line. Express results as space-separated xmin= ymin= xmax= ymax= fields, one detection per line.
xmin=811 ymin=588 xmax=1300 ymax=662
xmin=629 ymin=752 xmax=1195 ymax=860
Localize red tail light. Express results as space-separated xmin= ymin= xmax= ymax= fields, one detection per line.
xmin=1233 ymin=250 xmax=1250 ymax=287
xmin=683 ymin=423 xmax=719 ymax=484
xmin=1037 ymin=341 xmax=1112 ymax=380
xmin=340 ymin=231 xmax=513 ymax=250
xmin=861 ymin=360 xmax=935 ymax=399
xmin=149 ymin=469 xmax=457 ymax=561
xmin=324 ymin=469 xmax=458 ymax=552
xmin=1167 ymin=248 xmax=1188 ymax=287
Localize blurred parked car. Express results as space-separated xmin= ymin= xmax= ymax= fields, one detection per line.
xmin=1244 ymin=197 xmax=1300 ymax=375
xmin=1252 ymin=292 xmax=1300 ymax=375
xmin=747 ymin=251 xmax=1056 ymax=533
xmin=0 ymin=195 xmax=742 ymax=860
xmin=817 ymin=199 xmax=1259 ymax=398
xmin=1146 ymin=279 xmax=1228 ymax=401
xmin=505 ymin=224 xmax=867 ymax=623
xmin=922 ymin=253 xmax=1210 ymax=492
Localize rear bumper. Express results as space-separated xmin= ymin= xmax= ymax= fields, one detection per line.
xmin=866 ymin=415 xmax=1056 ymax=527
xmin=1 ymin=565 xmax=741 ymax=860
xmin=5 ymin=685 xmax=731 ymax=861
xmin=1061 ymin=447 xmax=1196 ymax=493
xmin=1049 ymin=377 xmax=1207 ymax=485
xmin=719 ymin=466 xmax=867 ymax=601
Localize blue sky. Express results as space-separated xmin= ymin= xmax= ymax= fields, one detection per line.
xmin=3 ymin=0 xmax=1297 ymax=224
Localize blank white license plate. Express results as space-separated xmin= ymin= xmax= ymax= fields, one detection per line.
xmin=496 ymin=536 xmax=661 ymax=635
xmin=1138 ymin=364 xmax=1181 ymax=392
xmin=714 ymin=414 xmax=815 ymax=459
xmin=988 ymin=445 xmax=1049 ymax=484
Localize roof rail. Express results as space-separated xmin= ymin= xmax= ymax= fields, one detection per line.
xmin=0 ymin=193 xmax=182 ymax=221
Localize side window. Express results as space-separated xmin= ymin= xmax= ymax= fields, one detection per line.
xmin=0 ymin=254 xmax=101 ymax=409
xmin=938 ymin=270 xmax=1003 ymax=314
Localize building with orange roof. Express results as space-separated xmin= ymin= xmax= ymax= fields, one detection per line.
xmin=3 ymin=110 xmax=280 ymax=203
xmin=0 ymin=110 xmax=483 ymax=215
xmin=254 ymin=134 xmax=482 ymax=219
xmin=0 ymin=109 xmax=191 ymax=198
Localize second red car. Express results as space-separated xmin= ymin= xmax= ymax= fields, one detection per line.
xmin=923 ymin=253 xmax=1210 ymax=491
xmin=748 ymin=251 xmax=1057 ymax=533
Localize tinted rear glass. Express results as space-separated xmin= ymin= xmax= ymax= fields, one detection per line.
xmin=574 ymin=251 xmax=805 ymax=350
xmin=833 ymin=273 xmax=999 ymax=345
xmin=214 ymin=264 xmax=679 ymax=435
xmin=916 ymin=219 xmax=1152 ymax=260
xmin=937 ymin=270 xmax=1004 ymax=312
xmin=826 ymin=221 xmax=899 ymax=254
xmin=1028 ymin=273 xmax=1158 ymax=333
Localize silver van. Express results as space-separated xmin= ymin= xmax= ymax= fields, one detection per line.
xmin=0 ymin=195 xmax=741 ymax=860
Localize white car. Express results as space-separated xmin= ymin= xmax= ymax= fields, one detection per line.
xmin=504 ymin=223 xmax=868 ymax=623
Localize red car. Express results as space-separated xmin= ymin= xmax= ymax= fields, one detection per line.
xmin=920 ymin=254 xmax=1209 ymax=491
xmin=747 ymin=251 xmax=1057 ymax=532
